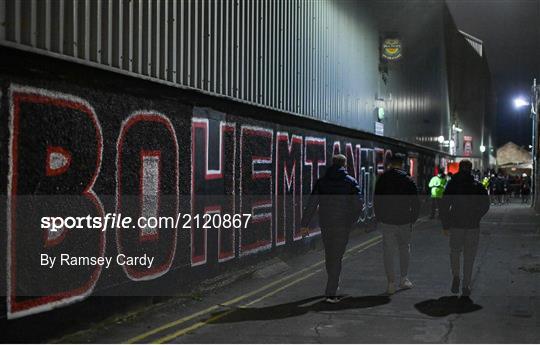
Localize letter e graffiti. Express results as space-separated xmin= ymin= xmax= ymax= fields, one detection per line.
xmin=239 ymin=126 xmax=273 ymax=255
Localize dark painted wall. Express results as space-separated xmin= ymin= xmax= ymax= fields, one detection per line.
xmin=0 ymin=47 xmax=441 ymax=321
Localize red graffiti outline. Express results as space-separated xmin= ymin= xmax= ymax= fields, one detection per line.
xmin=191 ymin=118 xmax=236 ymax=265
xmin=45 ymin=146 xmax=72 ymax=177
xmin=239 ymin=126 xmax=273 ymax=256
xmin=275 ymin=132 xmax=303 ymax=244
xmin=7 ymin=85 xmax=105 ymax=319
xmin=138 ymin=150 xmax=162 ymax=242
xmin=116 ymin=112 xmax=179 ymax=281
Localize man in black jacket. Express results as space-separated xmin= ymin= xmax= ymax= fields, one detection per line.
xmin=374 ymin=156 xmax=420 ymax=295
xmin=440 ymin=160 xmax=490 ymax=296
xmin=300 ymin=154 xmax=363 ymax=303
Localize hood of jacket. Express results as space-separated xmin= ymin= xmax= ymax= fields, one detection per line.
xmin=390 ymin=168 xmax=408 ymax=177
xmin=452 ymin=171 xmax=475 ymax=185
xmin=324 ymin=165 xmax=349 ymax=180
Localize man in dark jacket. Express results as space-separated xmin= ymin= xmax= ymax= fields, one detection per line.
xmin=493 ymin=173 xmax=506 ymax=205
xmin=374 ymin=156 xmax=420 ymax=294
xmin=300 ymin=154 xmax=363 ymax=303
xmin=440 ymin=160 xmax=490 ymax=297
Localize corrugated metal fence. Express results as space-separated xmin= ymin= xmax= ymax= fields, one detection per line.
xmin=0 ymin=0 xmax=379 ymax=129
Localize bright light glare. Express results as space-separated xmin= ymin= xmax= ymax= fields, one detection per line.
xmin=480 ymin=145 xmax=486 ymax=153
xmin=452 ymin=124 xmax=463 ymax=132
xmin=514 ymin=97 xmax=529 ymax=108
xmin=437 ymin=135 xmax=445 ymax=144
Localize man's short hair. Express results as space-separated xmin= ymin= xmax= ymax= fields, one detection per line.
xmin=332 ymin=154 xmax=347 ymax=168
xmin=389 ymin=156 xmax=404 ymax=168
xmin=459 ymin=160 xmax=473 ymax=173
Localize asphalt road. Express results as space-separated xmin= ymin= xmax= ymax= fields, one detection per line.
xmin=57 ymin=202 xmax=540 ymax=343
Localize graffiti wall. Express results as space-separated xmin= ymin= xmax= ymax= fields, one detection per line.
xmin=0 ymin=77 xmax=436 ymax=320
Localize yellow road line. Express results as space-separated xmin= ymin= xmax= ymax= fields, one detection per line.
xmin=154 ymin=240 xmax=382 ymax=344
xmin=125 ymin=235 xmax=382 ymax=344
xmin=153 ymin=270 xmax=323 ymax=344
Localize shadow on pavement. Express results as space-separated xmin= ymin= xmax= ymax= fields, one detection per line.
xmin=414 ymin=296 xmax=482 ymax=317
xmin=208 ymin=295 xmax=391 ymax=323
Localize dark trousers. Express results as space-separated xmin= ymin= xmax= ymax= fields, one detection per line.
xmin=449 ymin=228 xmax=480 ymax=288
xmin=430 ymin=198 xmax=440 ymax=218
xmin=320 ymin=226 xmax=351 ymax=297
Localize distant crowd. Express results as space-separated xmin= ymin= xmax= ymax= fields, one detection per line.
xmin=481 ymin=170 xmax=531 ymax=205
xmin=428 ymin=168 xmax=531 ymax=210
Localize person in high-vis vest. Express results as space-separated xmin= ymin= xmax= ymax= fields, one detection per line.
xmin=428 ymin=171 xmax=447 ymax=219
xmin=482 ymin=175 xmax=490 ymax=190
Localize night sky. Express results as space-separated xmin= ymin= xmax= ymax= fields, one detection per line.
xmin=446 ymin=0 xmax=540 ymax=149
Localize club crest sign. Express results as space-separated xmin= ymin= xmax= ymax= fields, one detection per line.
xmin=382 ymin=38 xmax=402 ymax=61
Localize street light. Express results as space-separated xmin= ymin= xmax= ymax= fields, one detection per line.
xmin=480 ymin=145 xmax=486 ymax=153
xmin=530 ymin=79 xmax=539 ymax=208
xmin=514 ymin=97 xmax=530 ymax=109
xmin=452 ymin=124 xmax=463 ymax=132
xmin=517 ymin=80 xmax=540 ymax=207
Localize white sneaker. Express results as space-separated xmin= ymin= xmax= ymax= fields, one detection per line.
xmin=399 ymin=277 xmax=414 ymax=290
xmin=386 ymin=282 xmax=396 ymax=295
xmin=324 ymin=296 xmax=341 ymax=304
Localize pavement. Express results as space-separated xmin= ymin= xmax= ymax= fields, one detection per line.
xmin=55 ymin=202 xmax=540 ymax=343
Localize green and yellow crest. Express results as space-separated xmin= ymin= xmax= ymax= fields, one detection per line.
xmin=382 ymin=38 xmax=402 ymax=61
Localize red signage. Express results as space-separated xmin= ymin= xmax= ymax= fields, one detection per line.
xmin=463 ymin=136 xmax=473 ymax=157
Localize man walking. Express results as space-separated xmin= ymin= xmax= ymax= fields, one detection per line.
xmin=374 ymin=156 xmax=420 ymax=295
xmin=488 ymin=173 xmax=496 ymax=204
xmin=521 ymin=174 xmax=531 ymax=204
xmin=428 ymin=170 xmax=447 ymax=218
xmin=300 ymin=154 xmax=363 ymax=303
xmin=493 ymin=172 xmax=506 ymax=205
xmin=440 ymin=160 xmax=490 ymax=296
